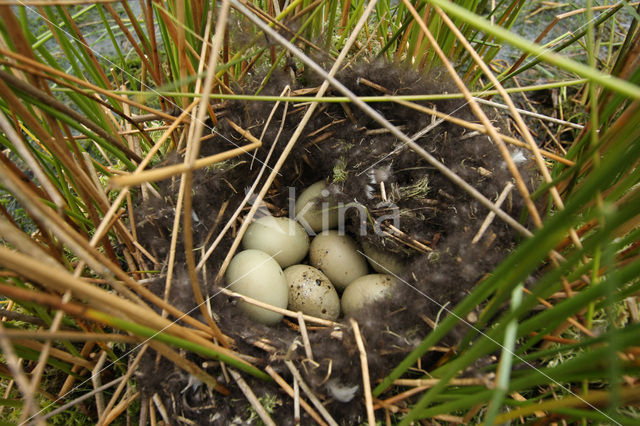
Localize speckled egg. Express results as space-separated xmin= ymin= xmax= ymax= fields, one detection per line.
xmin=341 ymin=274 xmax=397 ymax=317
xmin=309 ymin=231 xmax=368 ymax=290
xmin=294 ymin=181 xmax=339 ymax=233
xmin=242 ymin=216 xmax=310 ymax=268
xmin=362 ymin=241 xmax=406 ymax=276
xmin=225 ymin=249 xmax=288 ymax=325
xmin=284 ymin=265 xmax=340 ymax=321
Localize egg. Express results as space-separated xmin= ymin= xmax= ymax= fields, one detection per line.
xmin=284 ymin=265 xmax=340 ymax=321
xmin=242 ymin=216 xmax=309 ymax=268
xmin=294 ymin=181 xmax=339 ymax=233
xmin=341 ymin=274 xmax=397 ymax=317
xmin=225 ymin=250 xmax=289 ymax=325
xmin=309 ymin=231 xmax=368 ymax=290
xmin=361 ymin=241 xmax=406 ymax=276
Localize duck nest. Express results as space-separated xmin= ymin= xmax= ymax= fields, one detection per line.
xmin=133 ymin=61 xmax=538 ymax=424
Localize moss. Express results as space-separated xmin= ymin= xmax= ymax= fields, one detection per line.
xmin=332 ymin=157 xmax=348 ymax=182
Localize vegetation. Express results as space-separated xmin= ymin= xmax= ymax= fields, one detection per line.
xmin=1 ymin=0 xmax=639 ymax=424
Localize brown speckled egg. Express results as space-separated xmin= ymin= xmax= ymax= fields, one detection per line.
xmin=284 ymin=265 xmax=340 ymax=321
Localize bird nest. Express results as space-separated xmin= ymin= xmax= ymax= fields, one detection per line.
xmin=133 ymin=61 xmax=537 ymax=424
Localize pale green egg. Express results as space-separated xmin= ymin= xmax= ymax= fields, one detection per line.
xmin=243 ymin=216 xmax=309 ymax=268
xmin=225 ymin=249 xmax=288 ymax=325
xmin=361 ymin=241 xmax=406 ymax=277
xmin=341 ymin=274 xmax=397 ymax=317
xmin=309 ymin=231 xmax=368 ymax=290
xmin=294 ymin=181 xmax=339 ymax=233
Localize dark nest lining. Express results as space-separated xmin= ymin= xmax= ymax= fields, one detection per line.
xmin=133 ymin=62 xmax=538 ymax=424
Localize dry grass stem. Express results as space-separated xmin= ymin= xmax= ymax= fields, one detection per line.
xmin=98 ymin=345 xmax=149 ymax=426
xmin=0 ymin=322 xmax=42 ymax=424
xmin=92 ymin=350 xmax=109 ymax=417
xmin=473 ymin=96 xmax=584 ymax=129
xmin=373 ymin=386 xmax=429 ymax=411
xmin=0 ymin=49 xmax=175 ymax=120
xmin=145 ymin=338 xmax=229 ymax=395
xmin=297 ymin=312 xmax=314 ymax=362
xmin=219 ymin=288 xmax=340 ymax=326
xmin=37 ymin=377 xmax=125 ymax=424
xmin=472 ymin=182 xmax=515 ymax=244
xmin=14 ymin=337 xmax=94 ymax=370
xmin=152 ymin=393 xmax=170 ymax=425
xmin=350 ymin=318 xmax=375 ymax=425
xmin=100 ymin=391 xmax=140 ymax=426
xmin=522 ymin=287 xmax=596 ymax=338
xmin=285 ymin=360 xmax=339 ymax=426
xmin=110 ymin=137 xmax=260 ymax=186
xmin=393 ymin=377 xmax=490 ymax=387
xmin=265 ymin=366 xmax=328 ymax=426
xmin=229 ymin=369 xmax=276 ymax=426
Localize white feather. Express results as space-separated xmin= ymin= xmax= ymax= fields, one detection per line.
xmin=326 ymin=379 xmax=359 ymax=402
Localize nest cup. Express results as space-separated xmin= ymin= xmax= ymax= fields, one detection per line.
xmin=134 ymin=62 xmax=536 ymax=423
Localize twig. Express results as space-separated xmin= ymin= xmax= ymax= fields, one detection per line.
xmin=285 ymin=361 xmax=339 ymax=426
xmin=294 ymin=375 xmax=301 ymax=425
xmin=92 ymin=350 xmax=109 ymax=417
xmin=350 ymin=318 xmax=375 ymax=425
xmin=393 ymin=377 xmax=490 ymax=387
xmin=109 ymin=138 xmax=260 ymax=186
xmin=472 ymin=96 xmax=583 ymax=130
xmin=100 ymin=391 xmax=140 ymax=426
xmin=265 ymin=366 xmax=328 ymax=426
xmin=472 ymin=182 xmax=514 ymax=244
xmin=297 ymin=312 xmax=314 ymax=361
xmin=148 ymin=398 xmax=156 ymax=426
xmin=0 ymin=308 xmax=50 ymax=328
xmin=0 ymin=322 xmax=42 ymax=425
xmin=0 ymin=376 xmax=15 ymax=418
xmin=98 ymin=345 xmax=149 ymax=426
xmin=152 ymin=393 xmax=170 ymax=425
xmin=229 ymin=369 xmax=276 ymax=426
xmin=219 ymin=288 xmax=340 ymax=327
xmin=373 ymin=386 xmax=428 ymax=411
xmin=34 ymin=377 xmax=125 ymax=424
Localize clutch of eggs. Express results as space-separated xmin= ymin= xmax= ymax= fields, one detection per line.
xmin=225 ymin=182 xmax=401 ymax=325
